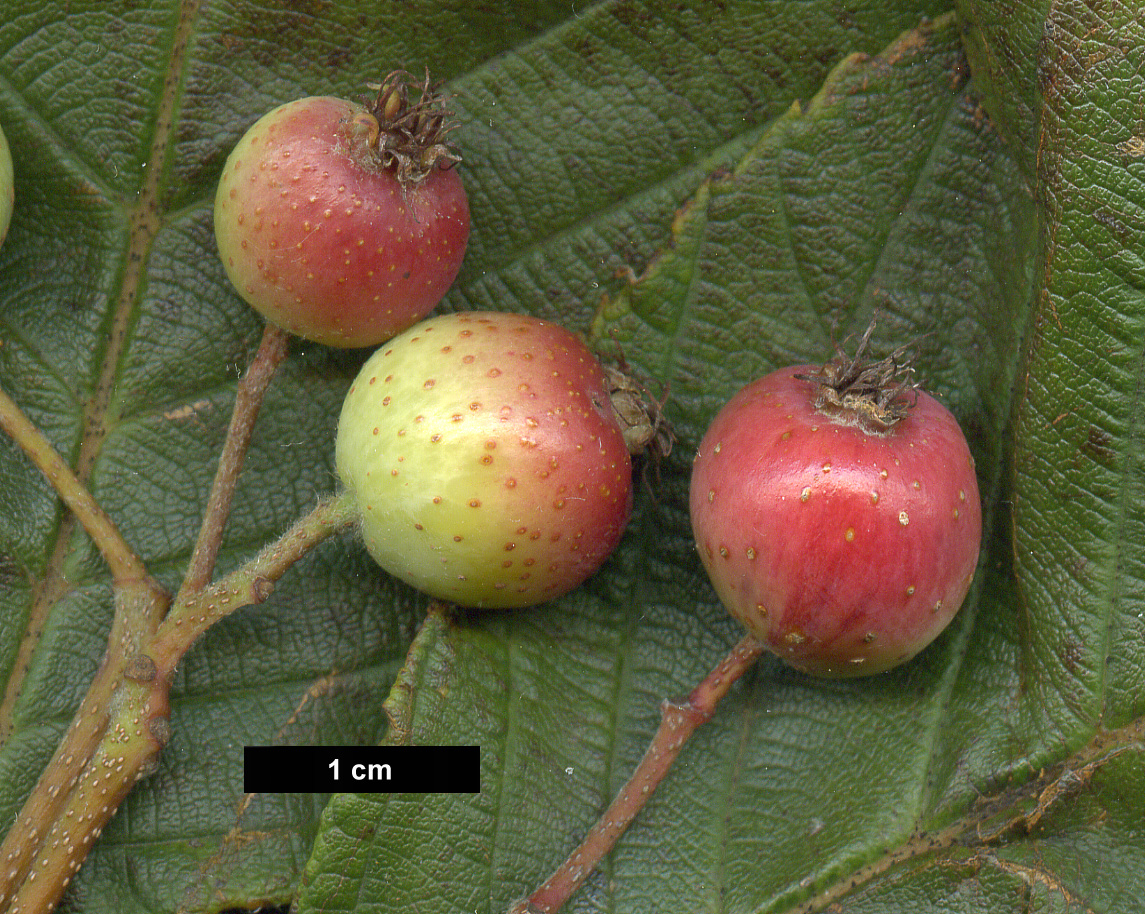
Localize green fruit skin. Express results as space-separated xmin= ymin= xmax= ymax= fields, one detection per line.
xmin=336 ymin=312 xmax=633 ymax=608
xmin=0 ymin=123 xmax=13 ymax=247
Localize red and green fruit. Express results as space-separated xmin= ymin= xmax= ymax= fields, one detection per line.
xmin=336 ymin=312 xmax=634 ymax=608
xmin=214 ymin=73 xmax=470 ymax=348
xmin=0 ymin=122 xmax=12 ymax=247
xmin=689 ymin=330 xmax=981 ymax=676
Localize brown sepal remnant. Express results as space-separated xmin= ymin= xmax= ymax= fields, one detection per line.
xmin=604 ymin=363 xmax=674 ymax=459
xmin=362 ymin=69 xmax=461 ymax=187
xmin=795 ymin=315 xmax=920 ymax=434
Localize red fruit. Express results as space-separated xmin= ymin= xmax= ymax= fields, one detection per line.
xmin=214 ymin=73 xmax=470 ymax=347
xmin=335 ymin=312 xmax=634 ymax=608
xmin=689 ymin=332 xmax=981 ymax=677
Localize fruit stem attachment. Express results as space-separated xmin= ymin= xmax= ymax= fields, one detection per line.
xmin=508 ymin=634 xmax=765 ymax=914
xmin=363 ymin=69 xmax=461 ymax=187
xmin=794 ymin=315 xmax=919 ymax=434
xmin=0 ymin=489 xmax=355 ymax=912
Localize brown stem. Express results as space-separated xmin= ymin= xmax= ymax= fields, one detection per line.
xmin=508 ymin=634 xmax=765 ymax=914
xmin=381 ymin=602 xmax=452 ymax=747
xmin=0 ymin=385 xmax=168 ymax=911
xmin=0 ymin=386 xmax=153 ymax=585
xmin=150 ymin=492 xmax=359 ymax=679
xmin=175 ymin=322 xmax=290 ymax=603
xmin=0 ymin=491 xmax=354 ymax=911
xmin=2 ymin=669 xmax=171 ymax=914
xmin=0 ymin=579 xmax=169 ymax=914
xmin=0 ymin=324 xmax=295 ymax=913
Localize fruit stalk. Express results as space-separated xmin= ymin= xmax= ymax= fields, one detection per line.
xmin=175 ymin=322 xmax=291 ymax=601
xmin=509 ymin=634 xmax=765 ymax=914
xmin=149 ymin=492 xmax=359 ymax=679
xmin=0 ymin=387 xmax=169 ymax=912
xmin=379 ymin=602 xmax=452 ymax=746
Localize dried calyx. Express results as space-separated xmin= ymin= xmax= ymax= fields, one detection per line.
xmin=360 ymin=70 xmax=460 ymax=186
xmin=796 ymin=317 xmax=919 ymax=434
xmin=603 ymin=364 xmax=674 ymax=458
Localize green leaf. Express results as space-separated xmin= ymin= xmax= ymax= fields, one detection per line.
xmin=980 ymin=0 xmax=1145 ymax=732
xmin=955 ymin=0 xmax=1050 ymax=185
xmin=299 ymin=9 xmax=1142 ymax=914
xmin=1 ymin=2 xmax=1141 ymax=914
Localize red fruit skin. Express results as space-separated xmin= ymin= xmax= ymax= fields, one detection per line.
xmin=214 ymin=96 xmax=470 ymax=348
xmin=689 ymin=366 xmax=982 ymax=677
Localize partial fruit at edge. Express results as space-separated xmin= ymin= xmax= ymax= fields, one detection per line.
xmin=0 ymin=123 xmax=13 ymax=248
